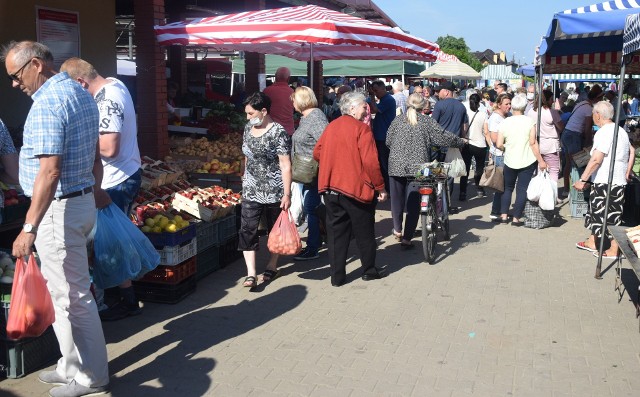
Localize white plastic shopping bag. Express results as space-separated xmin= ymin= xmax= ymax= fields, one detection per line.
xmin=538 ymin=171 xmax=558 ymax=211
xmin=290 ymin=182 xmax=305 ymax=226
xmin=527 ymin=171 xmax=545 ymax=202
xmin=445 ymin=148 xmax=467 ymax=178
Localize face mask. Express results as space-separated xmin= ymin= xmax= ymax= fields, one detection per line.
xmin=526 ymin=93 xmax=534 ymax=100
xmin=249 ymin=116 xmax=263 ymax=126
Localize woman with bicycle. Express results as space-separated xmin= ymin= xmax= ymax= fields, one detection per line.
xmin=386 ymin=93 xmax=467 ymax=248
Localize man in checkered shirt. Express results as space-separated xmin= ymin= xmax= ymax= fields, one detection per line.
xmin=3 ymin=41 xmax=110 ymax=397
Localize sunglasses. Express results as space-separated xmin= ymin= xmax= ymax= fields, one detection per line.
xmin=7 ymin=58 xmax=35 ymax=82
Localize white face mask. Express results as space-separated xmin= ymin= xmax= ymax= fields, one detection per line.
xmin=249 ymin=115 xmax=263 ymax=127
xmin=526 ymin=93 xmax=535 ymax=100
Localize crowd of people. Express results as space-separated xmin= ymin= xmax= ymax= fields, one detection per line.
xmin=241 ymin=67 xmax=638 ymax=291
xmin=0 ymin=41 xmax=638 ymax=396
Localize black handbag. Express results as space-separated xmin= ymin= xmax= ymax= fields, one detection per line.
xmin=292 ymin=153 xmax=319 ymax=184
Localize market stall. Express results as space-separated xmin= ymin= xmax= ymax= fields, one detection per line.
xmin=538 ymin=1 xmax=640 ymax=279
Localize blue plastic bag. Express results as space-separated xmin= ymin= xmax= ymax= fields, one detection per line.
xmin=92 ymin=203 xmax=160 ymax=288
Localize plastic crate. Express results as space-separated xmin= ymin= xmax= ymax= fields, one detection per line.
xmin=0 ymin=282 xmax=10 ymax=303
xmin=570 ymin=186 xmax=586 ymax=202
xmin=196 ymin=220 xmax=219 ymax=254
xmin=0 ymin=301 xmax=9 ymax=340
xmin=218 ymin=214 xmax=237 ymax=242
xmin=188 ymin=173 xmax=227 ymax=188
xmin=157 ymin=238 xmax=197 ymax=266
xmin=144 ymin=222 xmax=196 ymax=248
xmin=0 ymin=326 xmax=61 ymax=379
xmin=138 ymin=256 xmax=196 ymax=285
xmin=196 ymin=245 xmax=220 ymax=280
xmin=1 ymin=200 xmax=30 ymax=225
xmin=570 ymin=199 xmax=589 ymax=218
xmin=134 ymin=275 xmax=196 ymax=304
xmin=219 ymin=235 xmax=241 ymax=268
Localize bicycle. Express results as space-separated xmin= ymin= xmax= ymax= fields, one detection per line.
xmin=406 ymin=162 xmax=452 ymax=264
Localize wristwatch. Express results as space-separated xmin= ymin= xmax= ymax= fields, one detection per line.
xmin=580 ymin=179 xmax=591 ymax=184
xmin=23 ymin=223 xmax=38 ymax=234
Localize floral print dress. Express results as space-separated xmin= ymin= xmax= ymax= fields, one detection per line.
xmin=242 ymin=122 xmax=291 ymax=204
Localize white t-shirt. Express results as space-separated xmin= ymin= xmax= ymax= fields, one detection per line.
xmin=487 ymin=112 xmax=505 ymax=156
xmin=96 ymin=78 xmax=141 ymax=189
xmin=591 ymin=122 xmax=630 ymax=185
xmin=466 ymin=108 xmax=488 ymax=148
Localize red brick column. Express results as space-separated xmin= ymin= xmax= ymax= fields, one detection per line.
xmin=134 ymin=0 xmax=169 ymax=160
xmin=244 ymin=0 xmax=265 ymax=94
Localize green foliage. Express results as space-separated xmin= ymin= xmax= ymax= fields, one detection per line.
xmin=436 ymin=35 xmax=484 ymax=72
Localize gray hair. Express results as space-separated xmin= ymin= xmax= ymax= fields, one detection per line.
xmin=511 ymin=93 xmax=528 ymax=112
xmin=339 ymin=91 xmax=366 ymax=115
xmin=392 ymin=81 xmax=404 ymax=91
xmin=593 ymin=101 xmax=614 ymax=120
xmin=0 ymin=40 xmax=54 ymax=65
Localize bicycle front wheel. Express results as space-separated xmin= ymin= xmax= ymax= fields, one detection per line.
xmin=421 ymin=206 xmax=437 ymax=264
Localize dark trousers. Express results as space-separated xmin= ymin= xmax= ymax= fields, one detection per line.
xmin=324 ymin=194 xmax=378 ymax=285
xmin=501 ymin=161 xmax=537 ymax=219
xmin=238 ymin=200 xmax=281 ymax=251
xmin=389 ymin=176 xmax=421 ymax=241
xmin=375 ymin=140 xmax=390 ymax=192
xmin=460 ymin=145 xmax=488 ymax=195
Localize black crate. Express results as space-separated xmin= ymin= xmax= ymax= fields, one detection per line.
xmin=219 ymin=235 xmax=241 ymax=268
xmin=0 ymin=326 xmax=61 ymax=379
xmin=134 ymin=275 xmax=196 ymax=304
xmin=196 ymin=245 xmax=220 ymax=280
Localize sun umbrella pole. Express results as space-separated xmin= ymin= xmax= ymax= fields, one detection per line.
xmin=309 ymin=43 xmax=314 ymax=89
xmin=595 ymin=61 xmax=627 ymax=279
xmin=535 ymin=64 xmax=544 ymax=141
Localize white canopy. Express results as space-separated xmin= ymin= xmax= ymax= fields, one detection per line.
xmin=420 ymin=61 xmax=480 ymax=80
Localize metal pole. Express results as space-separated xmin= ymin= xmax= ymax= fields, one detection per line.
xmin=595 ymin=62 xmax=627 ymax=279
xmin=128 ymin=24 xmax=134 ymax=60
xmin=535 ymin=64 xmax=544 ymax=141
xmin=309 ymin=43 xmax=314 ymax=89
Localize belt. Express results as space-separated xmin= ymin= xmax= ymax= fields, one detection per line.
xmin=55 ymin=186 xmax=93 ymax=201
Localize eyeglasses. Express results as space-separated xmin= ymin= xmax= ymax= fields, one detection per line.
xmin=7 ymin=58 xmax=34 ymax=82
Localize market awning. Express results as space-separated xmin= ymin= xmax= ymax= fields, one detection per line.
xmin=539 ymin=1 xmax=640 ymax=73
xmin=154 ymin=5 xmax=439 ymax=62
xmin=420 ymin=61 xmax=480 ymax=80
xmin=231 ymin=54 xmax=425 ymax=76
xmin=480 ymin=65 xmax=522 ymax=80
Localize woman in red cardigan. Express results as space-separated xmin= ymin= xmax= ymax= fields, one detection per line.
xmin=313 ymin=91 xmax=388 ymax=287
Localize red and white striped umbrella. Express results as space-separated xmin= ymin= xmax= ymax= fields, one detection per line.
xmin=154 ymin=5 xmax=439 ymax=62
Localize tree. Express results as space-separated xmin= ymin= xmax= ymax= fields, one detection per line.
xmin=436 ymin=35 xmax=484 ymax=72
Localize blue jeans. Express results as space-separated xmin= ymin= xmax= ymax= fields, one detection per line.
xmin=491 ymin=155 xmax=504 ymax=216
xmin=501 ymin=161 xmax=537 ymax=219
xmin=105 ymin=169 xmax=142 ymax=215
xmin=302 ymin=182 xmax=322 ymax=252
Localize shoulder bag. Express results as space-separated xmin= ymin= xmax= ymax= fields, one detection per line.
xmin=292 ymin=153 xmax=319 ymax=184
xmin=479 ymin=157 xmax=504 ymax=192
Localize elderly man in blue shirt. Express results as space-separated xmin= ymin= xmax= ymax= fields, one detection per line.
xmin=368 ymin=80 xmax=397 ymax=192
xmin=3 ymin=40 xmax=110 ymax=397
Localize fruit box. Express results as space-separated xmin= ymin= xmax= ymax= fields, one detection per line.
xmin=144 ymin=222 xmax=197 ymax=248
xmin=138 ymin=256 xmax=196 ymax=285
xmin=188 ymin=173 xmax=228 ymax=188
xmin=134 ymin=275 xmax=196 ymax=304
xmin=0 ymin=326 xmax=61 ymax=379
xmin=172 ymin=193 xmax=218 ymax=222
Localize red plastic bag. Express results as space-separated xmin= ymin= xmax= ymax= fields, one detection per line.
xmin=267 ymin=210 xmax=302 ymax=255
xmin=6 ymin=254 xmax=55 ymax=340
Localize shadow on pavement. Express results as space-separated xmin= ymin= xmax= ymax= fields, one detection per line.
xmin=107 ymin=284 xmax=307 ymax=396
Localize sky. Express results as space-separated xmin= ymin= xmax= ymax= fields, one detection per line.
xmin=373 ymin=0 xmax=599 ymax=65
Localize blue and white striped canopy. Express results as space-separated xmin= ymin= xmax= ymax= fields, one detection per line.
xmin=540 ymin=1 xmax=640 ymax=73
xmin=623 ymin=13 xmax=640 ymax=55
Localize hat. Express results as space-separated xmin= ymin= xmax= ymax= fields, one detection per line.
xmin=436 ymin=81 xmax=456 ymax=92
xmin=588 ymin=84 xmax=604 ymax=100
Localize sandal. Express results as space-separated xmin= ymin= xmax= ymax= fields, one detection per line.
xmin=242 ymin=276 xmax=257 ymax=288
xmin=592 ymin=251 xmax=624 ymax=260
xmin=575 ymin=241 xmax=596 ymax=252
xmin=391 ymin=228 xmax=402 ymax=242
xmin=262 ymin=269 xmax=281 ymax=283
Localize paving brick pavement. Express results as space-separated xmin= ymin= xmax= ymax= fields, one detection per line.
xmin=2 ymin=193 xmax=640 ymax=397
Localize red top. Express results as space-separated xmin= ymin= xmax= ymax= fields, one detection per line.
xmin=264 ymin=82 xmax=295 ymax=135
xmin=313 ymin=115 xmax=384 ymax=203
